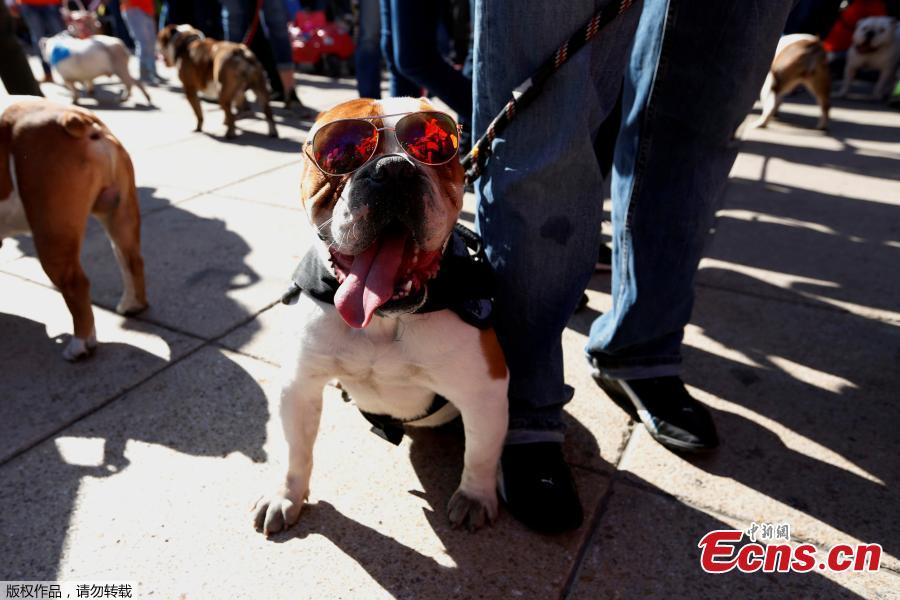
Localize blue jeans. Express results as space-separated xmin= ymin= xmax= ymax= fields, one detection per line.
xmin=18 ymin=3 xmax=65 ymax=76
xmin=355 ymin=0 xmax=381 ymax=98
xmin=379 ymin=0 xmax=471 ymax=124
xmin=121 ymin=8 xmax=157 ymax=79
xmin=473 ymin=0 xmax=794 ymax=441
xmin=221 ymin=0 xmax=293 ymax=68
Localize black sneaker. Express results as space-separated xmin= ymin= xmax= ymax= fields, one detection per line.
xmin=593 ymin=374 xmax=719 ymax=452
xmin=498 ymin=442 xmax=583 ymax=534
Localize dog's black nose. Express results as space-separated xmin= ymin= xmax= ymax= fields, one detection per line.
xmin=370 ymin=154 xmax=417 ymax=183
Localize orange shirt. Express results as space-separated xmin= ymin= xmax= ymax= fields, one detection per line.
xmin=823 ymin=0 xmax=887 ymax=53
xmin=120 ymin=0 xmax=155 ymax=16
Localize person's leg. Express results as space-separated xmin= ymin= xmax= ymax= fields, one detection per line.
xmin=259 ymin=0 xmax=297 ymax=98
xmin=473 ymin=0 xmax=639 ymax=532
xmin=379 ymin=0 xmax=419 ymax=97
xmin=586 ymin=0 xmax=794 ymax=449
xmin=355 ymin=0 xmax=382 ymax=98
xmin=220 ymin=0 xmax=247 ymax=41
xmin=390 ymin=0 xmax=470 ymax=117
xmin=18 ymin=4 xmax=53 ymax=79
xmin=122 ymin=8 xmax=157 ymax=81
xmin=0 ymin=1 xmax=42 ymax=95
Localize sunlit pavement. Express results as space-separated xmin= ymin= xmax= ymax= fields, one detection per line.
xmin=1 ymin=61 xmax=898 ymax=599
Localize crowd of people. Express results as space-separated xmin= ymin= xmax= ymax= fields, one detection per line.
xmin=1 ymin=0 xmax=899 ymax=536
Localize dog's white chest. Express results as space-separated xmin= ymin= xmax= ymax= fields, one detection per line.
xmin=0 ymin=157 xmax=30 ymax=238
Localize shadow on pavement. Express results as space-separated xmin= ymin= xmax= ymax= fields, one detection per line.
xmin=264 ymin=418 xmax=860 ymax=597
xmin=0 ymin=186 xmax=271 ymax=579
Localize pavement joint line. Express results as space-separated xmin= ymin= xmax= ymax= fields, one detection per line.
xmin=0 ymin=338 xmax=212 ymax=470
xmin=130 ymin=133 xmax=203 ymax=155
xmin=0 ymin=297 xmax=282 ymax=470
xmin=204 ymin=158 xmax=303 ymax=197
xmin=138 ymin=189 xmax=209 ymax=218
xmin=0 ymin=270 xmax=212 ymax=344
xmin=559 ymin=422 xmax=639 ymax=600
xmin=613 ymin=474 xmax=900 ymax=567
xmin=212 ymin=192 xmax=305 ymax=213
xmin=695 ymin=280 xmax=900 ymax=325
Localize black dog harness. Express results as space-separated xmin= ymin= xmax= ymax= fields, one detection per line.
xmin=282 ymin=224 xmax=495 ymax=444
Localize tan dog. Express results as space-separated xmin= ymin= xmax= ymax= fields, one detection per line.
xmin=0 ymin=97 xmax=147 ymax=360
xmin=252 ymin=98 xmax=509 ymax=535
xmin=754 ymin=34 xmax=831 ymax=130
xmin=157 ymin=24 xmax=277 ymax=139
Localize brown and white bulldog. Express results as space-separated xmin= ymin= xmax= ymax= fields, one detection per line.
xmin=0 ymin=97 xmax=147 ymax=360
xmin=157 ymin=24 xmax=277 ymax=139
xmin=753 ymin=34 xmax=831 ymax=130
xmin=252 ymin=97 xmax=509 ymax=534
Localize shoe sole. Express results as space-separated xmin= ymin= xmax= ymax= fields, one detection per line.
xmin=595 ymin=376 xmax=716 ymax=453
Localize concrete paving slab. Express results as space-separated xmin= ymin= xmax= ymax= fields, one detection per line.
xmin=216 ymin=162 xmax=304 ymax=210
xmin=0 ymin=346 xmax=611 ymax=599
xmin=130 ymin=134 xmax=301 ymax=195
xmin=0 ymin=273 xmax=201 ymax=464
xmin=568 ymin=483 xmax=897 ymax=599
xmin=700 ymin=100 xmax=900 ymax=324
xmin=1 ymin=193 xmax=314 ymax=340
xmin=615 ymin=285 xmax=900 ymax=570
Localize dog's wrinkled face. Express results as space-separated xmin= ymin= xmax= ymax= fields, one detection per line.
xmin=853 ymin=16 xmax=897 ymax=53
xmin=157 ymin=24 xmax=200 ymax=67
xmin=300 ymin=97 xmax=464 ymax=328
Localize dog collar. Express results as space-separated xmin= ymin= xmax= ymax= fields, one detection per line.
xmin=359 ymin=395 xmax=452 ymax=445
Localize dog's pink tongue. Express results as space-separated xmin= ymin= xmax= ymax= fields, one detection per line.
xmin=334 ymin=233 xmax=407 ymax=328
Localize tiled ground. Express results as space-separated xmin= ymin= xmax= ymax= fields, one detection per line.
xmin=1 ymin=61 xmax=898 ymax=599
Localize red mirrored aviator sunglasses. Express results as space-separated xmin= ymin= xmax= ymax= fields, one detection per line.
xmin=306 ymin=111 xmax=461 ymax=176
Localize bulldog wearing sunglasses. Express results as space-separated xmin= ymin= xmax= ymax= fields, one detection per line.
xmin=252 ymin=98 xmax=509 ymax=535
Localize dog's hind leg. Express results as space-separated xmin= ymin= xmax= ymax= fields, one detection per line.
xmin=94 ymin=145 xmax=147 ymax=316
xmin=251 ymin=70 xmax=278 ymax=138
xmin=805 ymin=72 xmax=831 ymax=130
xmin=218 ymin=74 xmax=242 ymax=139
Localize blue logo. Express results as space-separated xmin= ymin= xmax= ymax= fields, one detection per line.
xmin=49 ymin=45 xmax=72 ymax=66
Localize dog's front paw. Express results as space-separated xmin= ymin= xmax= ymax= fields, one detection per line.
xmin=447 ymin=488 xmax=498 ymax=532
xmin=62 ymin=333 xmax=97 ymax=361
xmin=252 ymin=488 xmax=307 ymax=536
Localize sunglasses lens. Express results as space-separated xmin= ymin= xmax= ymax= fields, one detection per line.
xmin=312 ymin=120 xmax=378 ymax=175
xmin=396 ymin=112 xmax=459 ymax=165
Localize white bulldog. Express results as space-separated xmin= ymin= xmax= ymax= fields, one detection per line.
xmin=837 ymin=16 xmax=900 ymax=99
xmin=41 ymin=32 xmax=152 ymax=106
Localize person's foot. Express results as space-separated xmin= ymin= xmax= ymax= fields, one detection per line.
xmin=592 ymin=373 xmax=719 ymax=452
xmin=498 ymin=442 xmax=583 ymax=533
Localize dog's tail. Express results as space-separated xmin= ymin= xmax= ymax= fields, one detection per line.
xmin=55 ymin=107 xmax=136 ymax=217
xmin=799 ymin=41 xmax=827 ymax=77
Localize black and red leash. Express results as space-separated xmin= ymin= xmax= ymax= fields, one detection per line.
xmin=461 ymin=0 xmax=635 ymax=185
